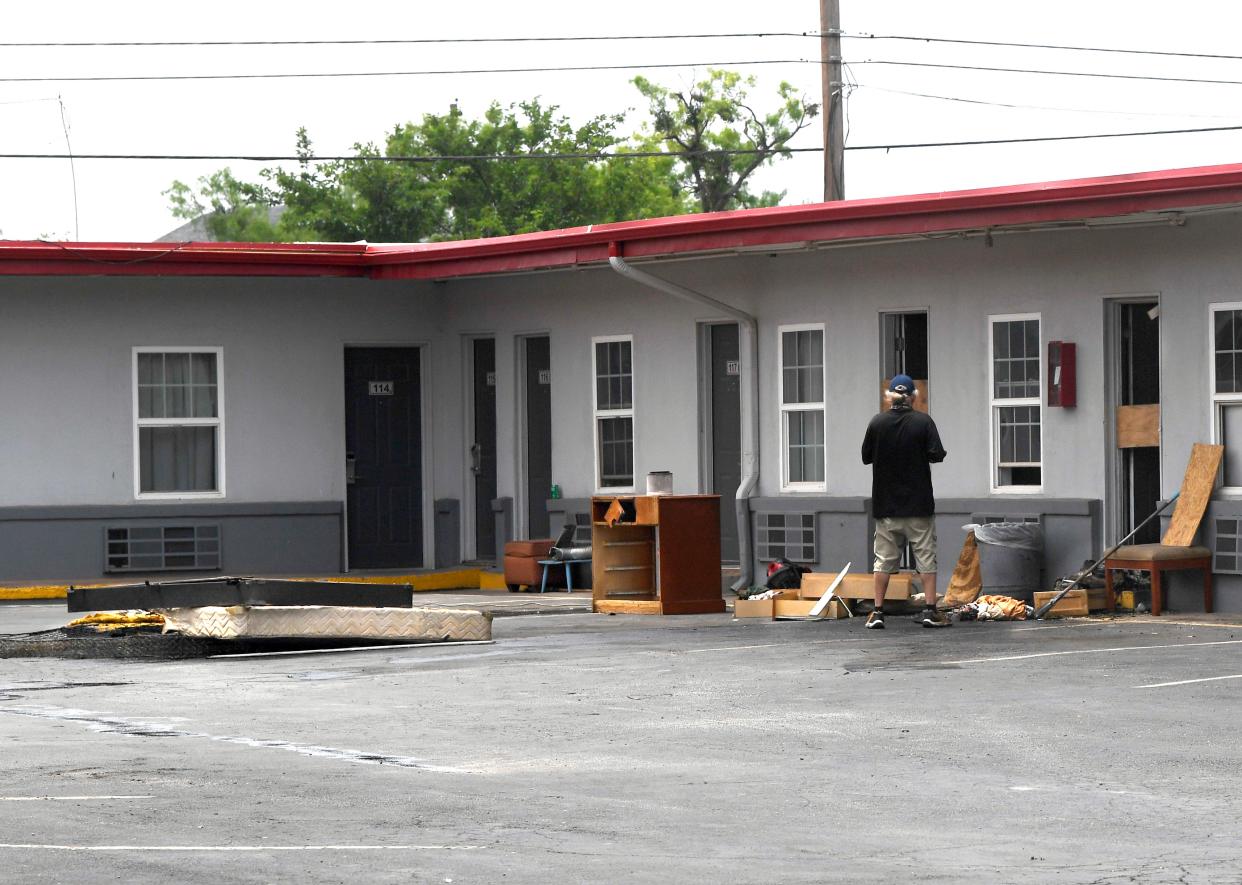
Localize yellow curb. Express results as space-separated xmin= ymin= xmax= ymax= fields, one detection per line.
xmin=0 ymin=569 xmax=511 ymax=601
xmin=478 ymin=571 xmax=508 ymax=591
xmin=0 ymin=585 xmax=70 ymax=600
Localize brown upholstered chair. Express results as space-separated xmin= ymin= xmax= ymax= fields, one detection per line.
xmin=503 ymin=538 xmax=554 ymax=592
xmin=1103 ymin=443 xmax=1222 ymax=616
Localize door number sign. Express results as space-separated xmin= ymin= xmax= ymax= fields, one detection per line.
xmin=726 ymin=360 xmax=741 ymax=376
xmin=368 ymin=381 xmax=394 ymax=396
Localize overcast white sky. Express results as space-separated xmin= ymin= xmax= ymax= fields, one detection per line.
xmin=4 ymin=1 xmax=1242 ymax=241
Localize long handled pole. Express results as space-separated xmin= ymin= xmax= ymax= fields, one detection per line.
xmin=1033 ymin=493 xmax=1180 ymax=620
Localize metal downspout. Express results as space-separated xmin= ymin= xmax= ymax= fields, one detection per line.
xmin=607 ymin=243 xmax=759 ymax=591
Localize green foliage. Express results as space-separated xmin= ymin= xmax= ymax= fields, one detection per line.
xmin=163 ymin=72 xmax=814 ymax=243
xmin=633 ymin=69 xmax=819 ymax=212
xmin=164 ymin=169 xmax=283 ymax=242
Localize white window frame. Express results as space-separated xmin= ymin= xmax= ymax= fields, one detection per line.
xmin=778 ymin=322 xmax=827 ymax=493
xmin=132 ymin=346 xmax=226 ymax=500
xmin=1210 ymin=301 xmax=1242 ymax=494
xmin=591 ymin=334 xmax=636 ymax=493
xmin=988 ymin=314 xmax=1043 ymax=493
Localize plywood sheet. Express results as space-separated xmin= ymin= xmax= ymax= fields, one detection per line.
xmin=879 ymin=378 xmax=929 ymax=414
xmin=1116 ymin=404 xmax=1160 ymax=448
xmin=1162 ymin=443 xmax=1225 ymax=546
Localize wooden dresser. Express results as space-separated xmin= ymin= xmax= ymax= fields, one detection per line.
xmin=590 ymin=494 xmax=724 ymax=615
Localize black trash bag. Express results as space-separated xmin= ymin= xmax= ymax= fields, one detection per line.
xmin=764 ymin=557 xmax=810 ymax=590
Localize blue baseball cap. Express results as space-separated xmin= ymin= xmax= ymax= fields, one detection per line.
xmin=889 ymin=374 xmax=915 ymax=394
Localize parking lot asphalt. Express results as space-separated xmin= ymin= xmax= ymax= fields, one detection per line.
xmin=2 ymin=601 xmax=1241 ymax=884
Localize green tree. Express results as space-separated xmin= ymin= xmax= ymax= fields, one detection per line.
xmin=632 ymin=69 xmax=819 ymax=212
xmin=166 ymin=102 xmax=688 ymax=243
xmin=164 ymin=169 xmax=284 ymax=241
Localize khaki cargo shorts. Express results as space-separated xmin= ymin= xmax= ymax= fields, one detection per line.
xmin=873 ymin=516 xmax=937 ymax=574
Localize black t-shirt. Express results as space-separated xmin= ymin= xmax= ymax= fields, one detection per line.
xmin=860 ymin=406 xmax=947 ymax=518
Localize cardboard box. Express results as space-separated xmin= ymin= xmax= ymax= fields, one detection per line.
xmin=802 ymin=572 xmax=912 ymax=601
xmin=733 ymin=597 xmax=777 ymax=618
xmin=773 ymin=598 xmax=849 ymax=620
xmin=1033 ymin=589 xmax=1089 ymax=618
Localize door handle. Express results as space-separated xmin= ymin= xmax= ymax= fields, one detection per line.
xmin=470 ymin=443 xmax=482 ymax=475
xmin=346 ymin=453 xmax=359 ymax=485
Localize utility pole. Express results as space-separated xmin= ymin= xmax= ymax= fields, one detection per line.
xmin=820 ymin=0 xmax=844 ymax=201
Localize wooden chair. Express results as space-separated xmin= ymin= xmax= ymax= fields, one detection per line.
xmin=1104 ymin=443 xmax=1222 ymax=616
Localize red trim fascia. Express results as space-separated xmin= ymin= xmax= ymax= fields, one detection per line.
xmin=8 ymin=162 xmax=1242 ymax=280
xmin=0 ymin=240 xmax=369 ymax=277
xmin=368 ymin=169 xmax=1242 ymax=279
xmin=0 ymin=259 xmax=367 ymax=278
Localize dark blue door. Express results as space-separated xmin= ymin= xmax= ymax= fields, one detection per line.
xmin=345 ymin=347 xmax=423 ymax=568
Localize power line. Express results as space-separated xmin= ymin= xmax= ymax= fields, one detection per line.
xmin=854 ymin=59 xmax=1242 ymax=88
xmin=0 ymin=58 xmax=805 ymax=83
xmin=0 ymin=31 xmax=818 ymax=48
xmin=6 ymin=123 xmax=1242 ymax=164
xmin=7 ymin=30 xmax=1241 ymax=65
xmin=858 ymin=84 xmax=1242 ymax=120
xmin=847 ymin=32 xmax=1242 ymax=63
xmin=11 ymin=56 xmax=1242 ymax=87
xmin=846 ymin=124 xmax=1242 ymax=151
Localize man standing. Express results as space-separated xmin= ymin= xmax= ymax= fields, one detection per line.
xmin=861 ymin=374 xmax=948 ymax=629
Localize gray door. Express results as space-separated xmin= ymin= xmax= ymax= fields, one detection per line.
xmin=472 ymin=338 xmax=498 ymax=560
xmin=709 ymin=324 xmax=742 ymax=562
xmin=525 ymin=336 xmax=552 ymax=539
xmin=344 ymin=347 xmax=423 ymax=569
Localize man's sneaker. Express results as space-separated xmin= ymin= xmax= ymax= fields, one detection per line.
xmin=865 ymin=611 xmax=885 ymax=629
xmin=921 ymin=607 xmax=951 ymax=628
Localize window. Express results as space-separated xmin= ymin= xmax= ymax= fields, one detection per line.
xmin=133 ymin=348 xmax=224 ymax=497
xmin=779 ymin=325 xmax=826 ymax=489
xmin=1211 ymin=305 xmax=1242 ymax=489
xmin=989 ymin=316 xmax=1041 ymax=489
xmin=592 ymin=336 xmax=634 ymax=489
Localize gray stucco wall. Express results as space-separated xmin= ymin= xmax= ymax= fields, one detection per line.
xmin=437 ymin=211 xmax=1242 ymax=610
xmin=0 ymin=275 xmax=442 ymax=579
xmin=6 ymin=208 xmax=1242 ymax=599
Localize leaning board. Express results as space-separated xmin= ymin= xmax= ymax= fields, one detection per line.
xmin=1162 ymin=443 xmax=1224 ymax=547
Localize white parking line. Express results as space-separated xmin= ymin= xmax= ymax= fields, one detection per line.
xmin=0 ymin=796 xmax=152 ymax=801
xmin=945 ymin=638 xmax=1242 ymax=664
xmin=0 ymin=843 xmax=483 ymax=852
xmin=1136 ymin=674 xmax=1242 ymax=688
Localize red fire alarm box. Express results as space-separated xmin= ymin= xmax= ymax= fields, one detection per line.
xmin=1047 ymin=341 xmax=1076 ymax=407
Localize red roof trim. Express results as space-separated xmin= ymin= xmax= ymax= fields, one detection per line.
xmin=5 ymin=162 xmax=1242 ymax=279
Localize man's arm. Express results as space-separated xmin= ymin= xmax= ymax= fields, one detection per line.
xmin=925 ymin=417 xmax=947 ymax=463
xmin=861 ymin=419 xmax=876 ymax=465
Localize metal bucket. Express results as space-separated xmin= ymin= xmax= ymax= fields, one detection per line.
xmin=646 ymin=471 xmax=673 ymax=495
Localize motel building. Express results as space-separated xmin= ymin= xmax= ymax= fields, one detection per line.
xmin=3 ymin=162 xmax=1242 ymax=612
